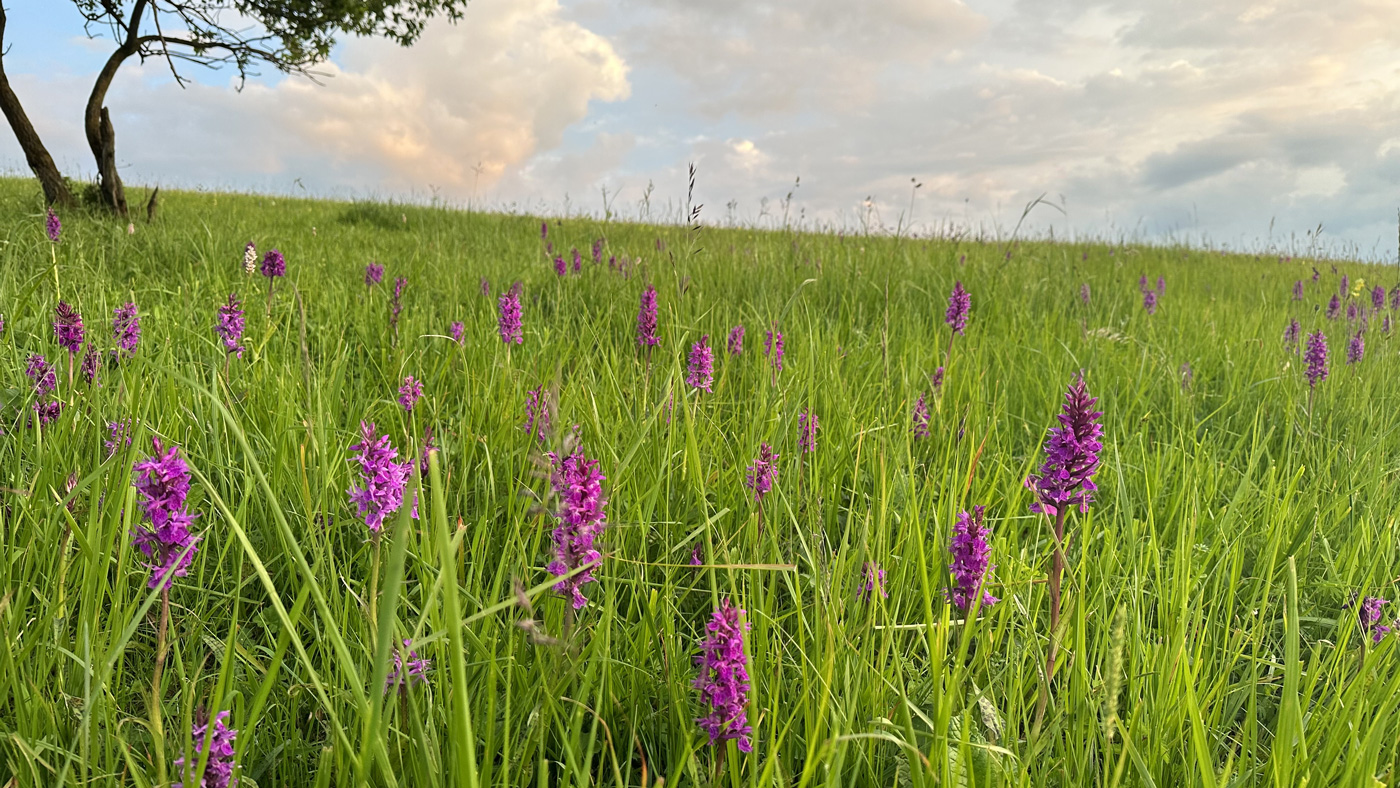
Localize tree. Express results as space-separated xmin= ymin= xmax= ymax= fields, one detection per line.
xmin=68 ymin=0 xmax=471 ymax=216
xmin=0 ymin=6 xmax=75 ymax=206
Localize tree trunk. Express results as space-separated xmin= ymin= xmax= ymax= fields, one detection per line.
xmin=84 ymin=0 xmax=147 ymax=218
xmin=0 ymin=7 xmax=73 ymax=207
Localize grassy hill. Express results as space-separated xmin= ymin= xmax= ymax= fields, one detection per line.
xmin=1 ymin=177 xmax=1398 ymax=786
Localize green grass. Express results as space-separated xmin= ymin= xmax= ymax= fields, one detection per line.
xmin=0 ymin=175 xmax=1397 ymax=787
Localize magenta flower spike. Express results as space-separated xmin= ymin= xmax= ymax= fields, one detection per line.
xmin=1391 ymin=285 xmax=1400 ymax=310
xmin=80 ymin=343 xmax=99 ymax=385
xmin=498 ymin=290 xmax=524 ymax=344
xmin=945 ymin=281 xmax=971 ymax=334
xmin=572 ymin=247 xmax=582 ymax=273
xmin=1080 ymin=283 xmax=1091 ymax=305
xmin=637 ymin=286 xmax=659 ymax=348
xmin=25 ymin=354 xmax=56 ymax=397
xmin=1156 ymin=276 xmax=1165 ymax=296
xmin=173 ymin=709 xmax=238 ymax=788
xmin=931 ymin=367 xmax=945 ymax=391
xmin=347 ymin=421 xmax=414 ymax=533
xmin=365 ymin=263 xmax=384 ymax=287
xmin=744 ymin=444 xmax=779 ymax=503
xmin=524 ymin=386 xmax=552 ymax=441
xmin=857 ymin=561 xmax=887 ymax=600
xmin=797 ymin=410 xmax=818 ymax=454
xmin=215 ymin=294 xmax=246 ymax=358
xmin=385 ymin=638 xmax=432 ymax=694
xmin=1283 ymin=318 xmax=1301 ymax=351
xmin=260 ymin=249 xmax=286 ymax=278
xmin=106 ymin=419 xmax=133 ymax=458
xmin=54 ymin=301 xmax=85 ymax=355
xmin=1347 ymin=302 xmax=1359 ymax=322
xmin=480 ymin=277 xmax=490 ymax=297
xmin=131 ymin=439 xmax=200 ymax=589
xmin=1347 ymin=331 xmax=1364 ymax=365
xmin=765 ymin=327 xmax=784 ymax=372
xmin=1341 ymin=274 xmax=1350 ymax=295
xmin=592 ymin=238 xmax=604 ymax=264
xmin=911 ymin=394 xmax=931 ymax=439
xmin=1326 ymin=294 xmax=1341 ymax=320
xmin=541 ymin=221 xmax=549 ymax=240
xmin=1373 ymin=285 xmax=1386 ymax=310
xmin=398 ymin=376 xmax=423 ymax=412
xmin=1026 ymin=375 xmax=1104 ymax=518
xmin=686 ymin=335 xmax=714 ymax=392
xmin=113 ymin=302 xmax=140 ymax=358
xmin=727 ymin=325 xmax=745 ymax=356
xmin=1305 ymin=331 xmax=1329 ymax=387
xmin=1293 ymin=281 xmax=1305 ymax=301
xmin=554 ymin=256 xmax=567 ymax=277
xmin=45 ymin=208 xmax=61 ymax=242
xmin=1142 ymin=290 xmax=1157 ymax=315
xmin=947 ymin=505 xmax=997 ymax=611
xmin=692 ymin=598 xmax=753 ymax=752
xmin=449 ymin=321 xmax=464 ymax=344
xmin=545 ymin=446 xmax=608 ymax=609
xmin=1348 ymin=596 xmax=1394 ymax=643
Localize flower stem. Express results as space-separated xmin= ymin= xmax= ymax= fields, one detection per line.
xmin=151 ymin=586 xmax=171 ymax=787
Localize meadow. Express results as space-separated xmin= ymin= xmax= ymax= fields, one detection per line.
xmin=1 ymin=175 xmax=1398 ymax=787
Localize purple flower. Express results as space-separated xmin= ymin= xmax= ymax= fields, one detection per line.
xmin=1026 ymin=375 xmax=1104 ymax=517
xmin=243 ymin=242 xmax=257 ymax=275
xmin=480 ymin=278 xmax=490 ymax=297
xmin=690 ymin=543 xmax=704 ymax=566
xmin=947 ymin=505 xmax=997 ymax=611
xmin=45 ymin=208 xmax=61 ymax=242
xmin=797 ymin=410 xmax=818 ymax=454
xmin=347 ymin=421 xmax=413 ymax=533
xmin=1373 ymin=285 xmax=1386 ymax=310
xmin=365 ymin=263 xmax=384 ymax=287
xmin=727 ymin=325 xmax=745 ymax=356
xmin=592 ymin=238 xmax=604 ymax=264
xmin=113 ymin=302 xmax=140 ymax=358
xmin=398 ymin=376 xmax=422 ymax=412
xmin=931 ymin=367 xmax=945 ymax=391
xmin=25 ymin=354 xmax=56 ymax=397
xmin=449 ymin=321 xmax=464 ymax=344
xmin=215 ymin=294 xmax=245 ymax=358
xmin=1155 ymin=276 xmax=1165 ymax=296
xmin=1305 ymin=331 xmax=1328 ymax=388
xmin=1142 ymin=290 xmax=1157 ymax=315
xmin=54 ymin=301 xmax=84 ymax=354
xmin=541 ymin=221 xmax=549 ymax=240
xmin=1284 ymin=318 xmax=1301 ymax=350
xmin=106 ymin=419 xmax=133 ymax=458
xmin=132 ymin=439 xmax=200 ymax=589
xmin=744 ymin=444 xmax=779 ymax=503
xmin=524 ymin=386 xmax=551 ymax=441
xmin=385 ymin=638 xmax=432 ymax=694
xmin=545 ymin=446 xmax=608 ymax=609
xmin=1312 ymin=267 xmax=1320 ymax=282
xmin=1348 ymin=331 xmax=1364 ymax=365
xmin=1080 ymin=283 xmax=1091 ymax=305
xmin=1347 ymin=302 xmax=1359 ymax=322
xmin=1391 ymin=285 xmax=1400 ymax=311
xmin=390 ymin=276 xmax=407 ymax=331
xmin=1137 ymin=275 xmax=1148 ymax=292
xmin=693 ymin=598 xmax=753 ymax=752
xmin=572 ymin=248 xmax=582 ymax=273
xmin=686 ymin=335 xmax=714 ymax=392
xmin=173 ymin=709 xmax=237 ymax=788
xmin=1327 ymin=294 xmax=1341 ymax=320
xmin=637 ymin=286 xmax=659 ymax=348
xmin=1293 ymin=281 xmax=1305 ymax=301
xmin=498 ymin=290 xmax=523 ymax=344
xmin=260 ymin=249 xmax=285 ymax=278
xmin=1340 ymin=274 xmax=1350 ymax=295
xmin=80 ymin=343 xmax=99 ymax=385
xmin=912 ymin=394 xmax=931 ymax=439
xmin=857 ymin=562 xmax=887 ymax=600
xmin=32 ymin=400 xmax=62 ymax=426
xmin=765 ymin=327 xmax=784 ymax=372
xmin=418 ymin=426 xmax=438 ymax=476
xmin=554 ymin=256 xmax=567 ymax=277
xmin=945 ymin=281 xmax=971 ymax=334
xmin=1349 ymin=595 xmax=1393 ymax=643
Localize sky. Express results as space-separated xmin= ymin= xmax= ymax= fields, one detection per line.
xmin=3 ymin=0 xmax=1399 ymax=258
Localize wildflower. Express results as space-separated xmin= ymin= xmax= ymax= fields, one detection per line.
xmin=765 ymin=327 xmax=784 ymax=372
xmin=541 ymin=221 xmax=549 ymax=240
xmin=1025 ymin=375 xmax=1104 ymax=517
xmin=554 ymin=256 xmax=567 ymax=277
xmin=1293 ymin=281 xmax=1305 ymax=301
xmin=106 ymin=419 xmax=132 ymax=458
xmin=1348 ymin=595 xmax=1393 ymax=643
xmin=857 ymin=562 xmax=887 ymax=600
xmin=32 ymin=400 xmax=62 ymax=425
xmin=686 ymin=335 xmax=714 ymax=392
xmin=931 ymin=367 xmax=945 ymax=391
xmin=1156 ymin=276 xmax=1165 ymax=296
xmin=572 ymin=248 xmax=582 ymax=273
xmin=347 ymin=421 xmax=413 ymax=533
xmin=242 ymin=241 xmax=257 ymax=275
xmin=215 ymin=294 xmax=245 ymax=358
xmin=418 ymin=427 xmax=438 ymax=476
xmin=173 ymin=709 xmax=237 ymax=788
xmin=398 ymin=376 xmax=422 ymax=412
xmin=80 ymin=343 xmax=99 ymax=385
xmin=637 ymin=286 xmax=659 ymax=348
xmin=1374 ymin=285 xmax=1386 ymax=311
xmin=25 ymin=354 xmax=56 ymax=397
xmin=545 ymin=446 xmax=608 ymax=609
xmin=450 ymin=321 xmax=464 ymax=344
xmin=1391 ymin=285 xmax=1400 ymax=311
xmin=498 ymin=290 xmax=523 ymax=344
xmin=797 ymin=410 xmax=818 ymax=454
xmin=1327 ymin=294 xmax=1341 ymax=319
xmin=1137 ymin=275 xmax=1148 ymax=292
xmin=385 ymin=639 xmax=432 ymax=694
xmin=1283 ymin=318 xmax=1301 ymax=350
xmin=692 ymin=598 xmax=753 ymax=752
xmin=131 ymin=439 xmax=200 ymax=589
xmin=1385 ymin=315 xmax=1393 ymax=335
xmin=1080 ymin=283 xmax=1091 ymax=305
xmin=1347 ymin=302 xmax=1359 ymax=322
xmin=744 ymin=444 xmax=779 ymax=503
xmin=945 ymin=281 xmax=971 ymax=334
xmin=911 ymin=394 xmax=931 ymax=439
xmin=947 ymin=505 xmax=997 ymax=610
xmin=727 ymin=325 xmax=745 ymax=355
xmin=1312 ymin=267 xmax=1320 ymax=282
xmin=45 ymin=208 xmax=61 ymax=242
xmin=690 ymin=544 xmax=704 ymax=566
xmin=365 ymin=263 xmax=384 ymax=287
xmin=524 ymin=386 xmax=551 ymax=441
xmin=1340 ymin=274 xmax=1349 ymax=295
xmin=592 ymin=238 xmax=604 ymax=264
xmin=390 ymin=276 xmax=407 ymax=332
xmin=113 ymin=302 xmax=140 ymax=358
xmin=1142 ymin=290 xmax=1157 ymax=315
xmin=1348 ymin=331 xmax=1364 ymax=365
xmin=260 ymin=249 xmax=285 ymax=279
xmin=1305 ymin=331 xmax=1328 ymax=387
xmin=54 ymin=301 xmax=85 ymax=354
xmin=480 ymin=278 xmax=490 ymax=297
